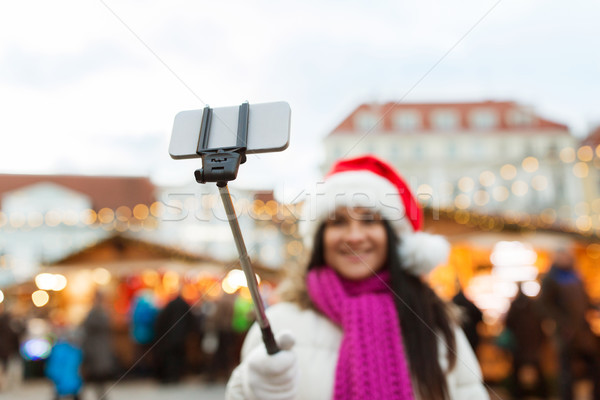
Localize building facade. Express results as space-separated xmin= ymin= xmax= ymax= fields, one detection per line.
xmin=323 ymin=101 xmax=583 ymax=226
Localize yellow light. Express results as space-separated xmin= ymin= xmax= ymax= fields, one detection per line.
xmin=222 ymin=278 xmax=238 ymax=294
xmin=458 ymin=177 xmax=475 ymax=192
xmin=454 ymin=194 xmax=471 ymax=209
xmin=45 ymin=210 xmax=61 ymax=227
xmin=531 ymin=175 xmax=548 ymax=191
xmin=577 ymin=146 xmax=594 ymax=162
xmin=162 ymin=270 xmax=180 ymax=292
xmin=0 ymin=290 xmax=4 ymax=304
xmin=417 ymin=184 xmax=433 ymax=196
xmin=9 ymin=212 xmax=26 ymax=228
xmin=63 ymin=210 xmax=79 ymax=226
xmin=150 ymin=202 xmax=162 ymax=217
xmin=32 ymin=290 xmax=50 ymax=307
xmin=473 ymin=190 xmax=490 ymax=206
xmin=81 ymin=209 xmax=97 ymax=225
xmin=559 ymin=147 xmax=576 ymax=163
xmin=27 ymin=211 xmax=44 ymax=228
xmin=500 ymin=164 xmax=517 ymax=180
xmin=92 ymin=268 xmax=111 ymax=285
xmin=116 ymin=206 xmax=132 ymax=222
xmin=511 ymin=180 xmax=529 ymax=196
xmin=573 ymin=162 xmax=589 ymax=178
xmin=133 ymin=204 xmax=149 ymax=220
xmin=540 ymin=208 xmax=557 ymax=224
xmin=265 ymin=200 xmax=279 ymax=216
xmin=52 ymin=274 xmax=67 ymax=291
xmin=493 ymin=186 xmax=509 ymax=202
xmin=522 ymin=157 xmax=539 ymax=173
xmin=586 ymin=244 xmax=600 ymax=259
xmin=253 ymin=200 xmax=265 ymax=215
xmin=479 ymin=171 xmax=495 ymax=187
xmin=576 ymin=216 xmax=592 ymax=231
xmin=142 ymin=270 xmax=160 ymax=287
xmin=35 ymin=273 xmax=57 ymax=291
xmin=143 ymin=218 xmax=158 ymax=230
xmin=98 ymin=208 xmax=115 ymax=224
xmin=224 ymin=269 xmax=260 ymax=291
xmin=454 ymin=211 xmax=470 ymax=224
xmin=286 ymin=240 xmax=304 ymax=257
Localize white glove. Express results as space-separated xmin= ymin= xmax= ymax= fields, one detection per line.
xmin=242 ymin=331 xmax=298 ymax=400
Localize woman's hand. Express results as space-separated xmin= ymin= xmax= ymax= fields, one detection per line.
xmin=243 ymin=331 xmax=298 ymax=400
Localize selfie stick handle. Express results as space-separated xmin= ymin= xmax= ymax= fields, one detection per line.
xmin=194 ymin=102 xmax=279 ymax=355
xmin=217 ymin=183 xmax=280 ymax=355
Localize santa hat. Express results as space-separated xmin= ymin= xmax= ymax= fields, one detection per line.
xmin=300 ymin=155 xmax=450 ymax=276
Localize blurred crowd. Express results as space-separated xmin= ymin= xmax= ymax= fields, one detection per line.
xmin=0 ymin=287 xmax=255 ymax=399
xmin=0 ymin=249 xmax=599 ymax=400
xmin=454 ymin=248 xmax=600 ymax=400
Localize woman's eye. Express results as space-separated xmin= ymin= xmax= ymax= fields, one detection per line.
xmin=326 ymin=218 xmax=348 ymax=226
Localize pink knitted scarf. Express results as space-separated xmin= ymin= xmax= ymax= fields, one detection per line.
xmin=307 ymin=266 xmax=415 ymax=400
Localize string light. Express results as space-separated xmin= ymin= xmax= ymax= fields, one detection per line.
xmin=458 ymin=177 xmax=475 ymax=192
xmin=479 ymin=171 xmax=495 ymax=187
xmin=559 ymin=147 xmax=576 ymax=163
xmin=577 ymin=146 xmax=594 ymax=162
xmin=98 ymin=208 xmax=115 ymax=224
xmin=133 ymin=204 xmax=149 ymax=220
xmin=493 ymin=187 xmax=509 ymax=202
xmin=454 ymin=194 xmax=471 ymax=209
xmin=522 ymin=157 xmax=539 ymax=173
xmin=500 ymin=164 xmax=517 ymax=180
xmin=511 ymin=180 xmax=529 ymax=197
xmin=573 ymin=162 xmax=589 ymax=178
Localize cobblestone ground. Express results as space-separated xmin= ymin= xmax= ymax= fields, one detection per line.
xmin=0 ymin=377 xmax=227 ymax=400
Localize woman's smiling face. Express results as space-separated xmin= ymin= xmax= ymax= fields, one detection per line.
xmin=322 ymin=207 xmax=388 ymax=280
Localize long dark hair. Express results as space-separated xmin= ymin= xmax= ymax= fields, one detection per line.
xmin=306 ymin=221 xmax=457 ymax=400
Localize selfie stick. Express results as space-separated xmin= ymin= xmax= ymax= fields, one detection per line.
xmin=193 ymin=102 xmax=280 ymax=355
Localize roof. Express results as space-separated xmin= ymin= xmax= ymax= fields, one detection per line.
xmin=581 ymin=125 xmax=600 ymax=147
xmin=0 ymin=174 xmax=155 ymax=210
xmin=330 ymin=100 xmax=569 ymax=134
xmin=50 ymin=234 xmax=214 ymax=265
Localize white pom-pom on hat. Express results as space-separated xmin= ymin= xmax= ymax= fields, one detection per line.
xmin=300 ymin=155 xmax=450 ymax=276
xmin=398 ymin=231 xmax=451 ymax=276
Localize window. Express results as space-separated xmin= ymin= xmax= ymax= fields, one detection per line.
xmin=393 ymin=110 xmax=422 ymax=131
xmin=469 ymin=108 xmax=498 ymax=130
xmin=507 ymin=108 xmax=534 ymax=127
xmin=431 ymin=109 xmax=460 ymax=131
xmin=354 ymin=112 xmax=380 ymax=132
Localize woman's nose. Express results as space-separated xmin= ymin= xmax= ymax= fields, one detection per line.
xmin=343 ymin=220 xmax=367 ymax=242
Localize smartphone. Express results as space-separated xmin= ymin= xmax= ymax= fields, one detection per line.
xmin=169 ymin=101 xmax=291 ymax=159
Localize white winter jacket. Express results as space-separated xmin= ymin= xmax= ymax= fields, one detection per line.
xmin=226 ymin=302 xmax=489 ymax=400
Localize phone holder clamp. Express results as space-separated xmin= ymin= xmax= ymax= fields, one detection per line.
xmin=194 ymin=101 xmax=249 ymax=186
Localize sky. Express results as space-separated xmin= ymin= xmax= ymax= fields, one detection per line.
xmin=1 ymin=0 xmax=599 ymax=199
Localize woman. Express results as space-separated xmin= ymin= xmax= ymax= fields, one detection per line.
xmin=226 ymin=155 xmax=488 ymax=400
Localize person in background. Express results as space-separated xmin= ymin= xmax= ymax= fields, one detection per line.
xmin=0 ymin=303 xmax=23 ymax=391
xmin=81 ymin=291 xmax=117 ymax=400
xmin=539 ymin=248 xmax=600 ymax=400
xmin=154 ymin=291 xmax=194 ymax=383
xmin=129 ymin=289 xmax=159 ymax=377
xmin=226 ymin=155 xmax=488 ymax=400
xmin=452 ymin=282 xmax=483 ymax=352
xmin=505 ymin=283 xmax=548 ymax=399
xmin=45 ymin=329 xmax=83 ymax=400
